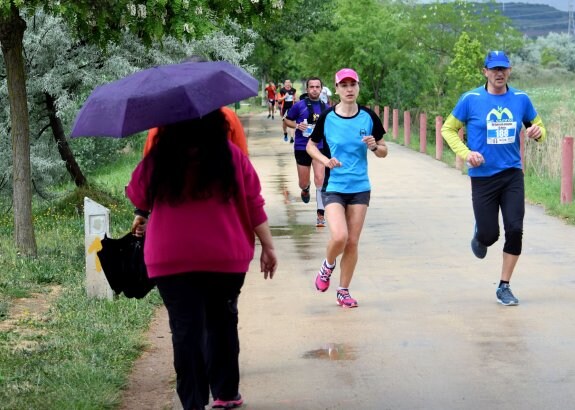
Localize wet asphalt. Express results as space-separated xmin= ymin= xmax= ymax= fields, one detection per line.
xmin=179 ymin=111 xmax=575 ymax=410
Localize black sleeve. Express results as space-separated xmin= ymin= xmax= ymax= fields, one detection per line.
xmin=365 ymin=108 xmax=386 ymax=141
xmin=310 ymin=108 xmax=332 ymax=143
xmin=134 ymin=208 xmax=150 ymax=218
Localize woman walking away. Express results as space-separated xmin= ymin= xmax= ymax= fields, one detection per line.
xmin=126 ymin=109 xmax=277 ymax=409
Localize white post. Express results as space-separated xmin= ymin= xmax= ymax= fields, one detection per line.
xmin=84 ymin=197 xmax=114 ymax=299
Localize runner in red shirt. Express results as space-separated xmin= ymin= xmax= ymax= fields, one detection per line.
xmin=264 ymin=81 xmax=277 ymax=119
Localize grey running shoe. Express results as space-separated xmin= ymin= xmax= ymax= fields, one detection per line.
xmin=471 ymin=236 xmax=487 ymax=259
xmin=496 ymin=284 xmax=519 ymax=306
xmin=471 ymin=226 xmax=487 ymax=259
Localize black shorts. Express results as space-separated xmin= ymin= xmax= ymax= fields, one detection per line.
xmin=294 ymin=149 xmax=313 ymax=166
xmin=281 ymin=102 xmax=293 ymax=116
xmin=294 ymin=147 xmax=327 ymax=167
xmin=268 ymin=99 xmax=275 ymax=106
xmin=322 ymin=191 xmax=371 ymax=207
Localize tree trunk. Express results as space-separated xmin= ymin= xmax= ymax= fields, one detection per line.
xmin=45 ymin=93 xmax=88 ymax=187
xmin=0 ymin=5 xmax=37 ymax=256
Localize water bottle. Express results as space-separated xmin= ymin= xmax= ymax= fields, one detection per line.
xmin=302 ymin=119 xmax=313 ymax=138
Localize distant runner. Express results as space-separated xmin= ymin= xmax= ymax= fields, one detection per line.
xmin=278 ymin=79 xmax=297 ymax=142
xmin=284 ymin=77 xmax=330 ymax=227
xmin=264 ymin=81 xmax=277 ymax=119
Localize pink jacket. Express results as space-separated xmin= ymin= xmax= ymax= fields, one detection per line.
xmin=126 ymin=143 xmax=267 ymax=278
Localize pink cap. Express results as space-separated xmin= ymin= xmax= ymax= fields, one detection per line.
xmin=335 ymin=68 xmax=359 ymax=84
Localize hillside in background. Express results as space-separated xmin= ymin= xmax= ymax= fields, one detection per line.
xmin=418 ymin=1 xmax=572 ymax=38
xmin=501 ymin=2 xmax=571 ymax=37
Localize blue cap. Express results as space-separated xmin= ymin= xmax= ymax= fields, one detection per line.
xmin=484 ymin=51 xmax=511 ymax=69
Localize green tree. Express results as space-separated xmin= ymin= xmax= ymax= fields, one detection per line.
xmin=296 ymin=0 xmax=434 ymax=109
xmin=445 ymin=32 xmax=484 ymax=113
xmin=0 ymin=0 xmax=287 ymax=256
xmin=407 ymin=0 xmax=522 ymax=60
xmin=248 ymin=0 xmax=337 ymax=83
xmin=291 ymin=0 xmax=524 ymax=114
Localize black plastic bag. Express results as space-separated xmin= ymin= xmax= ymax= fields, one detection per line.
xmin=97 ymin=233 xmax=154 ymax=299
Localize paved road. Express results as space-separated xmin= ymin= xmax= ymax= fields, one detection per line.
xmin=180 ymin=112 xmax=575 ymax=409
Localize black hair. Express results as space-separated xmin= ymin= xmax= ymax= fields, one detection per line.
xmin=146 ymin=109 xmax=238 ymax=206
xmin=306 ymin=76 xmax=323 ymax=88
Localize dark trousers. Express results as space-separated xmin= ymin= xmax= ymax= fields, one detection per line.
xmin=471 ymin=168 xmax=525 ymax=255
xmin=155 ymin=272 xmax=246 ymax=410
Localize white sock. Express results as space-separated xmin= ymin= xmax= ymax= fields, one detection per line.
xmin=324 ymin=259 xmax=335 ymax=268
xmin=316 ymin=188 xmax=324 ymax=210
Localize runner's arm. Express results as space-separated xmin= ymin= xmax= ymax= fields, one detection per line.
xmin=441 ymin=114 xmax=471 ymax=160
xmin=283 ymin=118 xmax=297 ymax=129
xmin=526 ymin=115 xmax=547 ymax=143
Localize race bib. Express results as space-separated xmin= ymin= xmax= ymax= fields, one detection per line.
xmin=486 ymin=120 xmax=516 ymax=144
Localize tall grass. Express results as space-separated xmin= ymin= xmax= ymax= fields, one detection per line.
xmin=519 ymin=78 xmax=575 ymax=180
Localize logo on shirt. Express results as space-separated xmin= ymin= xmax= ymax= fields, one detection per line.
xmin=485 ymin=106 xmax=516 ymax=145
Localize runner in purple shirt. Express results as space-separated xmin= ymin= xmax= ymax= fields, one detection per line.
xmin=284 ymin=77 xmax=330 ymax=227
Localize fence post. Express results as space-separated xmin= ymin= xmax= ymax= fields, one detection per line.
xmin=455 ymin=128 xmax=464 ymax=170
xmin=404 ymin=111 xmax=411 ymax=146
xmin=435 ymin=116 xmax=443 ymax=160
xmin=374 ymin=105 xmax=380 ymax=118
xmin=419 ymin=112 xmax=427 ymax=153
xmin=384 ymin=106 xmax=389 ymax=133
xmin=393 ymin=109 xmax=398 ymax=140
xmin=561 ymin=136 xmax=574 ymax=204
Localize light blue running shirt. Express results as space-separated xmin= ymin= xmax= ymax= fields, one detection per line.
xmin=452 ymin=85 xmax=538 ymax=177
xmin=310 ymin=105 xmax=385 ymax=193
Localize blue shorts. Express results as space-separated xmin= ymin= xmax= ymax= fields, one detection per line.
xmin=322 ymin=191 xmax=371 ymax=207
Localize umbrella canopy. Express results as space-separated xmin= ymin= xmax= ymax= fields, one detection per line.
xmin=70 ymin=61 xmax=258 ymax=138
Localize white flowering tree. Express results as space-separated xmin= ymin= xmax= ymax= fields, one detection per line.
xmin=0 ymin=0 xmax=287 ymax=256
xmin=0 ymin=11 xmax=257 ymax=199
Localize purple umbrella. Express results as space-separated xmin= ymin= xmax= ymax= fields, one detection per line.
xmin=70 ymin=61 xmax=258 ymax=138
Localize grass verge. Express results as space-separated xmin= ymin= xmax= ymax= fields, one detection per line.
xmin=0 ymin=139 xmax=162 ymax=409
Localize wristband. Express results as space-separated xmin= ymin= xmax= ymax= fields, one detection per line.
xmin=371 ymin=145 xmax=378 ymax=152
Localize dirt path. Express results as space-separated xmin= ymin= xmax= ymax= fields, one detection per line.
xmin=119 ymin=306 xmax=176 ymax=410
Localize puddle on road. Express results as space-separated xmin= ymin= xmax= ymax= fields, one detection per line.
xmin=271 ymin=224 xmax=317 ymax=238
xmin=302 ymin=343 xmax=357 ymax=361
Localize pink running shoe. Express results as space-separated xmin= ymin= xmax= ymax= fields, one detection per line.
xmin=212 ymin=394 xmax=243 ymax=409
xmin=336 ymin=289 xmax=358 ymax=308
xmin=315 ymin=259 xmax=335 ymax=292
